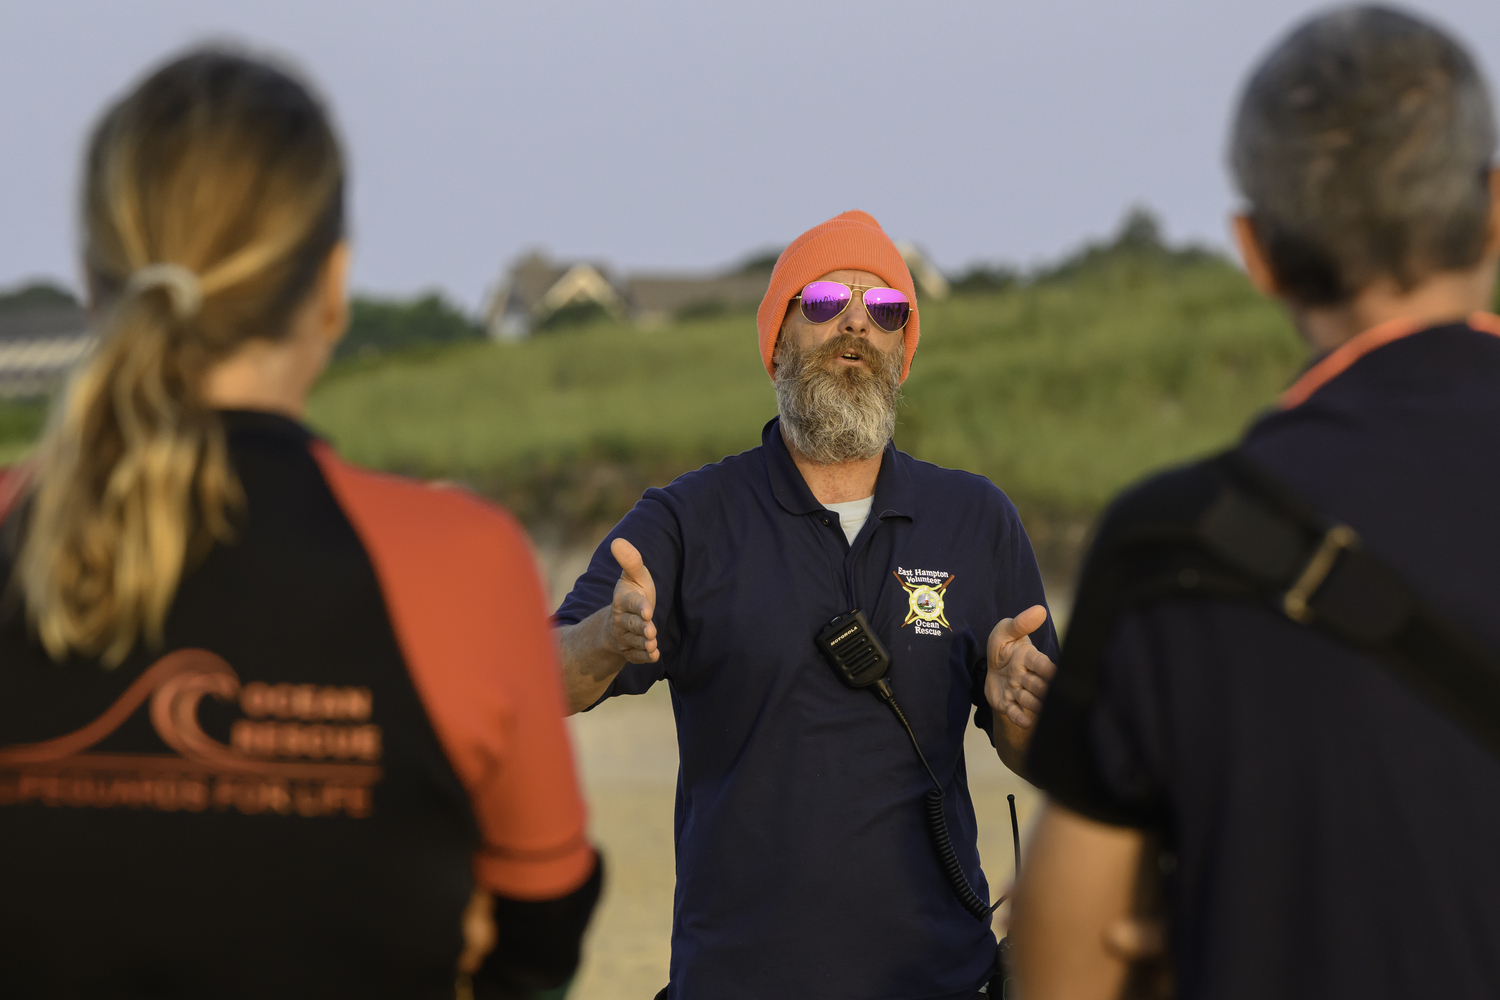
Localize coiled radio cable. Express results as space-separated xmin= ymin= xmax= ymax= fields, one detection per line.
xmin=872 ymin=678 xmax=1008 ymax=922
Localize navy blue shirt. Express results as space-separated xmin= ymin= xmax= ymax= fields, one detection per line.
xmin=557 ymin=417 xmax=1055 ymax=1000
xmin=1031 ymin=320 xmax=1500 ymax=999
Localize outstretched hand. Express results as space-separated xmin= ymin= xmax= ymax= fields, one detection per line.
xmin=985 ymin=605 xmax=1057 ymax=731
xmin=608 ymin=538 xmax=659 ymax=664
xmin=554 ymin=537 xmax=661 ymax=714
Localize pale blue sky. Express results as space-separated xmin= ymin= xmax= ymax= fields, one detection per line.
xmin=2 ymin=1 xmax=1497 ymax=311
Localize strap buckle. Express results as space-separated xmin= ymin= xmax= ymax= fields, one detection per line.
xmin=1282 ymin=524 xmax=1359 ymax=623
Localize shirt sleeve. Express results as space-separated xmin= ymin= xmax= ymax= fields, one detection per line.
xmin=554 ymin=491 xmax=685 ymax=702
xmin=1028 ymin=460 xmax=1226 ymax=828
xmin=1029 ymin=607 xmax=1174 ymax=830
xmin=1086 ymin=611 xmax=1173 ymax=818
xmin=312 ymin=445 xmax=596 ymax=899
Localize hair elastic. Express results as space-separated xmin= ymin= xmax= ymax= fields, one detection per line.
xmin=126 ymin=262 xmax=203 ymax=321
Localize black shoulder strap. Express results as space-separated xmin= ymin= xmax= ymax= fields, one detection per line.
xmin=1029 ymin=451 xmax=1500 ymax=824
xmin=1194 ymin=452 xmax=1500 ymax=757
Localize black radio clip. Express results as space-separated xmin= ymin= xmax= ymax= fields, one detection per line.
xmin=816 ymin=610 xmax=892 ymax=691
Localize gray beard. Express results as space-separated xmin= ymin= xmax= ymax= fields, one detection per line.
xmin=773 ymin=333 xmax=902 ymax=465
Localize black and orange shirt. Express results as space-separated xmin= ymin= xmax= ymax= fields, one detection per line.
xmin=0 ymin=411 xmax=593 ymax=999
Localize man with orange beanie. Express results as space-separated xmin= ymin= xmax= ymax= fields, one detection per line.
xmin=555 ymin=210 xmax=1057 ymax=999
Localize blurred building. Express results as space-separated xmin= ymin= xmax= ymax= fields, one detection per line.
xmin=623 ymin=271 xmax=773 ymax=327
xmin=0 ymin=285 xmax=92 ymax=397
xmin=897 ymin=242 xmax=951 ymax=301
xmin=482 ymin=242 xmax=948 ymax=341
xmin=483 ymin=251 xmax=768 ymax=340
xmin=484 ymin=253 xmax=622 ymax=340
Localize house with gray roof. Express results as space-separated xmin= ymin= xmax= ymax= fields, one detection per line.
xmin=484 ymin=252 xmax=622 ymax=340
xmin=0 ymin=284 xmax=92 ymax=397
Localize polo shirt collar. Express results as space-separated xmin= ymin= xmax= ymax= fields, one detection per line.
xmin=761 ymin=416 xmax=916 ymax=522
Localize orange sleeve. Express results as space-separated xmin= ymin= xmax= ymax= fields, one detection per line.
xmin=310 ymin=443 xmax=595 ymax=900
xmin=0 ymin=464 xmax=31 ymax=522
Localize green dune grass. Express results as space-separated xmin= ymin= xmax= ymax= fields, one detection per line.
xmin=893 ymin=258 xmax=1304 ymax=515
xmin=0 ymin=401 xmax=46 ymax=466
xmin=307 ymin=255 xmax=1304 ymax=535
xmin=0 ymin=255 xmax=1307 ymax=553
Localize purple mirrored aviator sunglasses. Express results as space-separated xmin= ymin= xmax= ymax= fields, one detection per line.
xmin=791 ymin=281 xmax=913 ymax=334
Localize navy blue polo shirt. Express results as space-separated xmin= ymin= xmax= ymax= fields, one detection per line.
xmin=557 ymin=417 xmax=1055 ymax=1000
xmin=1030 ymin=319 xmax=1500 ymax=999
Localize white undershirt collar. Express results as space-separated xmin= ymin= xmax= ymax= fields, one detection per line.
xmin=823 ymin=495 xmax=875 ymax=546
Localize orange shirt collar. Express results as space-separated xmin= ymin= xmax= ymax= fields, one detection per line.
xmin=1280 ymin=311 xmax=1500 ymax=410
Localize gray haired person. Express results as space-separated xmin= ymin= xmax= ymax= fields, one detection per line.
xmin=1012 ymin=7 xmax=1500 ymax=1000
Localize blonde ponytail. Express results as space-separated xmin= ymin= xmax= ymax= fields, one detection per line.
xmin=16 ymin=49 xmax=343 ymax=665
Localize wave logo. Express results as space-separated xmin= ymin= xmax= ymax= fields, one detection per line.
xmin=0 ymin=650 xmax=381 ymax=819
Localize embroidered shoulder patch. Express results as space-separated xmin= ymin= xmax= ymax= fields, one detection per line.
xmin=893 ymin=567 xmax=954 ymax=636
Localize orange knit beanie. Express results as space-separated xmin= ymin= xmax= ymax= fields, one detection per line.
xmin=756 ymin=210 xmax=919 ymax=383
